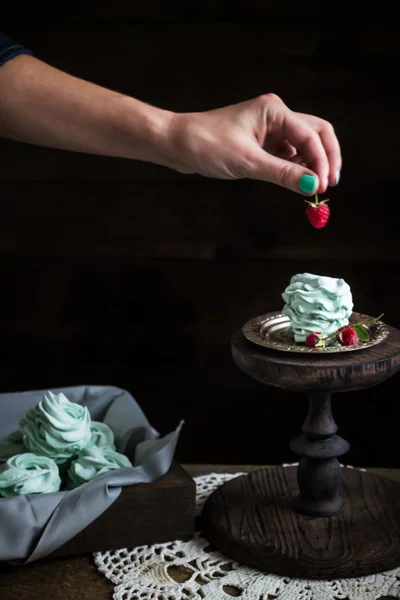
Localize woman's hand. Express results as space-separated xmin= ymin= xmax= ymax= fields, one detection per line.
xmin=0 ymin=55 xmax=341 ymax=195
xmin=168 ymin=94 xmax=341 ymax=195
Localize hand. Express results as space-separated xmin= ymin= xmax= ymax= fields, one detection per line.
xmin=167 ymin=94 xmax=341 ymax=195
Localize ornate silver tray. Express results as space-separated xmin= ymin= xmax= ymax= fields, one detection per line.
xmin=242 ymin=311 xmax=389 ymax=354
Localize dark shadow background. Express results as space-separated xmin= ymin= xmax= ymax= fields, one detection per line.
xmin=1 ymin=7 xmax=400 ymax=467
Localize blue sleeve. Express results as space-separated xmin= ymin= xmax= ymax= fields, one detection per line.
xmin=0 ymin=33 xmax=32 ymax=66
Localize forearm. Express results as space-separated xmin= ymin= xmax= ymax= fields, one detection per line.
xmin=0 ymin=55 xmax=175 ymax=166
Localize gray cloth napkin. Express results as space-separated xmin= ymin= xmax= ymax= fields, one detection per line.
xmin=0 ymin=385 xmax=182 ymax=563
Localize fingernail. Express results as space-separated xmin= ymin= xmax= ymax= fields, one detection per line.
xmin=298 ymin=174 xmax=317 ymax=195
xmin=336 ymin=169 xmax=341 ymax=185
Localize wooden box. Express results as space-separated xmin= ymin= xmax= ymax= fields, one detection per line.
xmin=48 ymin=461 xmax=196 ymax=558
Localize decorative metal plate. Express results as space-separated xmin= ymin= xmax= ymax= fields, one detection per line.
xmin=242 ymin=311 xmax=389 ymax=354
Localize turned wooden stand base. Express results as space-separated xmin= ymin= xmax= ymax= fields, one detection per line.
xmin=202 ymin=324 xmax=400 ymax=579
xmin=202 ymin=465 xmax=400 ymax=579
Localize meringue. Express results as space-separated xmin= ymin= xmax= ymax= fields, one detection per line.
xmin=20 ymin=391 xmax=91 ymax=465
xmin=282 ymin=273 xmax=353 ymax=342
xmin=0 ymin=453 xmax=61 ymax=497
xmin=66 ymin=446 xmax=132 ymax=489
xmin=89 ymin=422 xmax=116 ymax=450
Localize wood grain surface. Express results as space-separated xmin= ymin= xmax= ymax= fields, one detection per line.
xmin=231 ymin=325 xmax=400 ymax=392
xmin=201 ymin=466 xmax=400 ymax=579
xmin=49 ymin=462 xmax=195 ymax=558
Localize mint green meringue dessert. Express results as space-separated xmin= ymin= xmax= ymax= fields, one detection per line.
xmin=66 ymin=446 xmax=132 ymax=489
xmin=0 ymin=430 xmax=28 ymax=464
xmin=0 ymin=453 xmax=61 ymax=497
xmin=20 ymin=391 xmax=91 ymax=465
xmin=89 ymin=422 xmax=116 ymax=450
xmin=282 ymin=273 xmax=353 ymax=342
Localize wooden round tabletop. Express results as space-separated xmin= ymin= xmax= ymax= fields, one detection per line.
xmin=231 ymin=324 xmax=400 ymax=392
xmin=202 ymin=465 xmax=400 ymax=579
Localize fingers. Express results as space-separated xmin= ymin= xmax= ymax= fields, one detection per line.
xmin=258 ymin=95 xmax=341 ymax=192
xmin=273 ymin=140 xmax=297 ymax=162
xmin=289 ymin=154 xmax=307 ymax=166
xmin=281 ymin=111 xmax=330 ymax=193
xmin=294 ymin=112 xmax=342 ymax=187
xmin=318 ymin=122 xmax=342 ymax=186
xmin=249 ymin=145 xmax=319 ymax=195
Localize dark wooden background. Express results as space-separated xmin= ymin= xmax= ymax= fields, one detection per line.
xmin=1 ymin=9 xmax=400 ymax=467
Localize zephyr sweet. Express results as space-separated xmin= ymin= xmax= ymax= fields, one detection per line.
xmin=66 ymin=445 xmax=132 ymax=489
xmin=20 ymin=391 xmax=92 ymax=465
xmin=282 ymin=273 xmax=353 ymax=343
xmin=0 ymin=453 xmax=61 ymax=497
xmin=89 ymin=422 xmax=116 ymax=450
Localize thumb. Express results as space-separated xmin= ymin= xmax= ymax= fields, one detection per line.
xmin=249 ymin=148 xmax=319 ymax=196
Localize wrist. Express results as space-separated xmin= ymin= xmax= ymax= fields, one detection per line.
xmin=160 ymin=111 xmax=201 ymax=173
xmin=139 ymin=102 xmax=175 ymax=161
xmin=112 ymin=95 xmax=176 ymax=166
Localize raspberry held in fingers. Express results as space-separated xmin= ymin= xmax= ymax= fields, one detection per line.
xmin=305 ymin=194 xmax=330 ymax=228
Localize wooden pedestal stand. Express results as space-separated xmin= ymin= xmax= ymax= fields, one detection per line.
xmin=202 ymin=326 xmax=400 ymax=579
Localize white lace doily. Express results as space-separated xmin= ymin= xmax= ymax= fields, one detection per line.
xmin=94 ymin=471 xmax=400 ymax=600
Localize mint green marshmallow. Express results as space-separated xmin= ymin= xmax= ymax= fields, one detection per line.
xmin=89 ymin=422 xmax=116 ymax=450
xmin=282 ymin=273 xmax=353 ymax=342
xmin=67 ymin=446 xmax=132 ymax=489
xmin=0 ymin=453 xmax=61 ymax=497
xmin=20 ymin=391 xmax=91 ymax=465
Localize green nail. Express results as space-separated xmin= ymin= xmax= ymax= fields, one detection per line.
xmin=298 ymin=174 xmax=317 ymax=194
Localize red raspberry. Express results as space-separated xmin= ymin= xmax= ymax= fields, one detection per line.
xmin=306 ymin=201 xmax=330 ymax=229
xmin=306 ymin=332 xmax=322 ymax=348
xmin=337 ymin=326 xmax=359 ymax=346
xmin=305 ymin=194 xmax=330 ymax=229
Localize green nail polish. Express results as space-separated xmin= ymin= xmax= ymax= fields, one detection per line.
xmin=298 ymin=174 xmax=317 ymax=194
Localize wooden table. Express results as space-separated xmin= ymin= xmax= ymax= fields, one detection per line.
xmin=1 ymin=465 xmax=399 ymax=600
